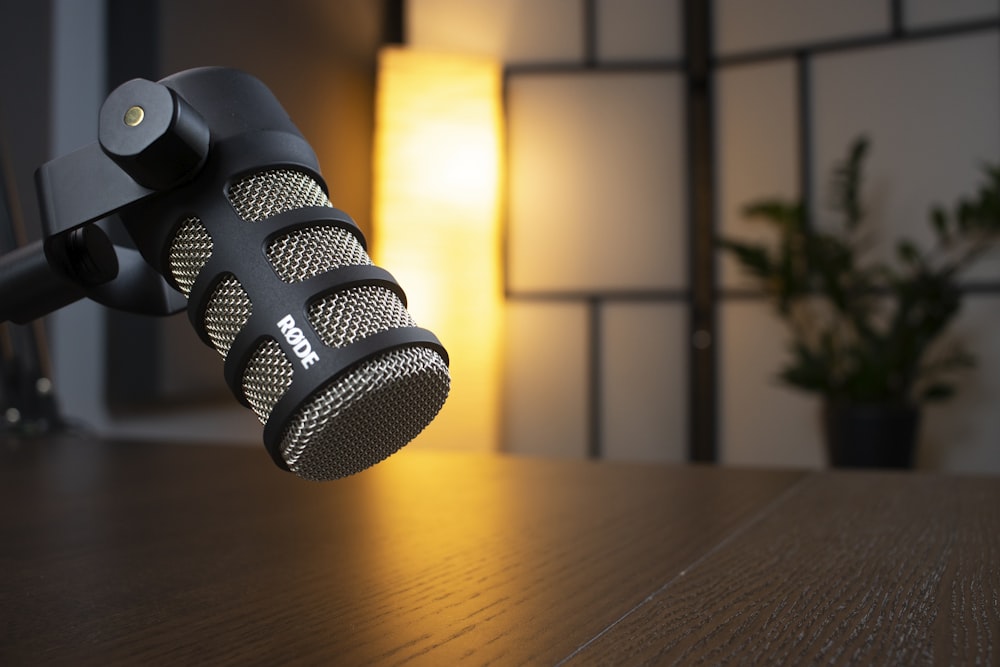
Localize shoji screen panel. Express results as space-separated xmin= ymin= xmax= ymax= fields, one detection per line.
xmin=507 ymin=72 xmax=686 ymax=293
xmin=596 ymin=0 xmax=683 ymax=62
xmin=601 ymin=302 xmax=688 ymax=462
xmin=504 ymin=0 xmax=689 ymax=462
xmin=714 ymin=59 xmax=821 ymax=467
xmin=714 ymin=0 xmax=890 ymax=56
xmin=903 ymin=0 xmax=999 ymax=30
xmin=718 ymin=303 xmax=825 ymax=468
xmin=407 ymin=0 xmax=584 ymax=64
xmin=921 ymin=298 xmax=1000 ymax=471
xmin=503 ymin=301 xmax=590 ymax=459
xmin=715 ymin=60 xmax=798 ymax=292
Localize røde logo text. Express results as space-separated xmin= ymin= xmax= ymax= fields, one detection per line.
xmin=276 ymin=314 xmax=320 ymax=369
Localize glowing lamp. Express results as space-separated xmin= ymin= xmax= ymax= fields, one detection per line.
xmin=372 ymin=47 xmax=504 ymax=451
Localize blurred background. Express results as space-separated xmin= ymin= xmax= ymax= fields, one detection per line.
xmin=1 ymin=0 xmax=998 ymax=473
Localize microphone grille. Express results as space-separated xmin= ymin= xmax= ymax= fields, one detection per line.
xmin=227 ymin=169 xmax=330 ymax=222
xmin=169 ymin=216 xmax=212 ymax=296
xmin=309 ymin=285 xmax=414 ymax=349
xmin=203 ymin=274 xmax=252 ymax=355
xmin=169 ymin=217 xmax=254 ymax=358
xmin=166 ymin=169 xmax=450 ymax=480
xmin=280 ymin=345 xmax=449 ymax=480
xmin=242 ymin=339 xmax=294 ymax=420
xmin=267 ymin=225 xmax=372 ymax=282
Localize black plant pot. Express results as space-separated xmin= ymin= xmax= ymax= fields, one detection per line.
xmin=821 ymin=402 xmax=921 ymax=469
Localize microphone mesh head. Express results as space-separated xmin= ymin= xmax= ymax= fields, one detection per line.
xmin=309 ymin=286 xmax=414 ymax=349
xmin=167 ymin=170 xmax=449 ymax=481
xmin=169 ymin=216 xmax=212 ymax=295
xmin=267 ymin=226 xmax=372 ymax=280
xmin=241 ymin=339 xmax=293 ymax=417
xmin=203 ymin=275 xmax=253 ymax=355
xmin=280 ymin=345 xmax=449 ymax=479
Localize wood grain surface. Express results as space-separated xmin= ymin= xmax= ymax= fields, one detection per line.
xmin=0 ymin=435 xmax=802 ymax=666
xmin=567 ymin=471 xmax=1000 ymax=666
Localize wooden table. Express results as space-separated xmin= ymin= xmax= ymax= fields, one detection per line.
xmin=1 ymin=435 xmax=997 ymax=665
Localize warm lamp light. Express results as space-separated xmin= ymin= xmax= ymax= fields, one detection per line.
xmin=372 ymin=47 xmax=504 ymax=451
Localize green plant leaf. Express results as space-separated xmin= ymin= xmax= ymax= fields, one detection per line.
xmin=743 ymin=200 xmax=804 ymax=231
xmin=717 ymin=239 xmax=774 ymax=279
xmin=831 ymin=135 xmax=869 ymax=230
xmin=930 ymin=206 xmax=950 ymax=244
xmin=896 ymin=239 xmax=921 ymax=266
xmin=921 ymin=383 xmax=956 ymax=402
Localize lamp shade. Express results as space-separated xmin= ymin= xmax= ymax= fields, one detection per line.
xmin=372 ymin=47 xmax=504 ymax=451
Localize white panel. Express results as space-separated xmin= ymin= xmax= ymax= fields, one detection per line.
xmin=601 ymin=302 xmax=687 ymax=463
xmin=905 ymin=0 xmax=999 ymax=30
xmin=507 ymin=72 xmax=686 ymax=292
xmin=596 ymin=0 xmax=682 ymax=62
xmin=503 ymin=301 xmax=589 ymax=458
xmin=715 ymin=0 xmax=890 ymax=57
xmin=718 ymin=302 xmax=825 ymax=469
xmin=812 ymin=33 xmax=1000 ymax=283
xmin=715 ymin=60 xmax=798 ymax=290
xmin=407 ymin=0 xmax=583 ymax=65
xmin=920 ymin=296 xmax=1000 ymax=474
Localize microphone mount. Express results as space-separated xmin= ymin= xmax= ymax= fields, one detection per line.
xmin=0 ymin=77 xmax=210 ymax=324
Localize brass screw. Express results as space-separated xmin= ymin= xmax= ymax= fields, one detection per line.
xmin=124 ymin=105 xmax=145 ymax=127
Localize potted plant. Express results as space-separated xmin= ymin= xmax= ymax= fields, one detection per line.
xmin=719 ymin=136 xmax=1000 ymax=468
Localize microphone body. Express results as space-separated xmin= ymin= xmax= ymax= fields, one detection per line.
xmin=115 ymin=68 xmax=449 ymax=481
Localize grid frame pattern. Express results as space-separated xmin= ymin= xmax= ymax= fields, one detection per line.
xmin=499 ymin=0 xmax=1000 ymax=468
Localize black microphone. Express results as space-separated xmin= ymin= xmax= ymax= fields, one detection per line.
xmin=169 ymin=169 xmax=450 ymax=481
xmin=27 ymin=67 xmax=451 ymax=481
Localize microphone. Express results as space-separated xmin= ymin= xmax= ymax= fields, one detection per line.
xmin=22 ymin=67 xmax=451 ymax=481
xmin=166 ymin=169 xmax=451 ymax=481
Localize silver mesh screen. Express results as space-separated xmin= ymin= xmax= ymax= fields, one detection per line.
xmin=280 ymin=346 xmax=450 ymax=481
xmin=308 ymin=286 xmax=414 ymax=349
xmin=227 ymin=169 xmax=330 ymax=222
xmin=267 ymin=225 xmax=371 ymax=283
xmin=168 ymin=216 xmax=212 ymax=296
xmin=203 ymin=275 xmax=252 ymax=357
xmin=242 ymin=338 xmax=294 ymax=423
